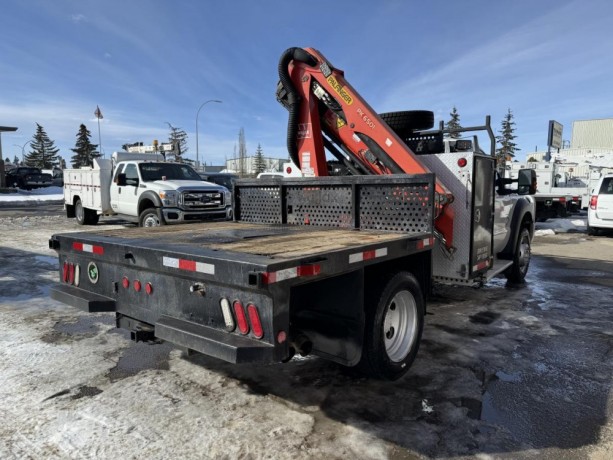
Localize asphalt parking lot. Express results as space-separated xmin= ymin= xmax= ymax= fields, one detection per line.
xmin=0 ymin=206 xmax=612 ymax=459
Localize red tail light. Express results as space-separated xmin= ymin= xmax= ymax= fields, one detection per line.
xmin=145 ymin=282 xmax=153 ymax=295
xmin=233 ymin=301 xmax=249 ymax=335
xmin=286 ymin=166 xmax=292 ymax=174
xmin=590 ymin=195 xmax=598 ymax=210
xmin=68 ymin=263 xmax=75 ymax=285
xmin=122 ymin=277 xmax=130 ymax=289
xmin=134 ymin=280 xmax=142 ymax=292
xmin=63 ymin=262 xmax=69 ymax=282
xmin=559 ymin=197 xmax=566 ymax=204
xmin=247 ymin=304 xmax=264 ymax=339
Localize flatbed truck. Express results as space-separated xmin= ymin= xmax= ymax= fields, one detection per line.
xmin=49 ymin=47 xmax=536 ymax=380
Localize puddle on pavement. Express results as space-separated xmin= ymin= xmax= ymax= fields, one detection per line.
xmin=107 ymin=338 xmax=174 ymax=382
xmin=53 ymin=315 xmax=115 ymax=335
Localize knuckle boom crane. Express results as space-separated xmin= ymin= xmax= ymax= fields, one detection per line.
xmin=276 ymin=47 xmax=455 ymax=251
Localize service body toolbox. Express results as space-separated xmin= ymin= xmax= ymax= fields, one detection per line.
xmin=50 ymin=175 xmax=435 ymax=380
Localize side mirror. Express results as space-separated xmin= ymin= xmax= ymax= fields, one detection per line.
xmin=517 ymin=169 xmax=537 ymax=195
xmin=117 ymin=173 xmax=127 ymax=186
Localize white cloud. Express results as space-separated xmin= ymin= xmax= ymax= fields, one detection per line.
xmin=70 ymin=14 xmax=86 ymax=23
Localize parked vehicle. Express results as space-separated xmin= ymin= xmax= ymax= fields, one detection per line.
xmin=587 ymin=173 xmax=613 ymax=235
xmin=63 ymin=152 xmax=232 ymax=226
xmin=507 ymin=161 xmax=587 ymax=220
xmin=6 ymin=167 xmax=53 ymax=190
xmin=49 ymin=47 xmax=536 ymax=381
xmin=198 ymin=172 xmax=239 ymax=190
xmin=42 ymin=168 xmax=64 ymax=187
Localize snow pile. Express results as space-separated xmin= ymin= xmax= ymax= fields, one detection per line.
xmin=0 ymin=186 xmax=63 ymax=204
xmin=534 ymin=216 xmax=586 ymax=235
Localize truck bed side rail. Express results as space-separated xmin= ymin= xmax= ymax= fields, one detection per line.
xmin=234 ymin=174 xmax=434 ymax=234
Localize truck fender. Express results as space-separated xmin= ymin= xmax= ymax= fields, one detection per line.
xmin=499 ymin=198 xmax=535 ymax=259
xmin=138 ymin=191 xmax=163 ymax=214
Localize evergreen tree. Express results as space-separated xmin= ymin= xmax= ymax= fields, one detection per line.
xmin=495 ymin=108 xmax=520 ymax=171
xmin=13 ymin=155 xmax=20 ymax=165
xmin=25 ymin=123 xmax=61 ymax=169
xmin=445 ymin=106 xmax=462 ymax=139
xmin=4 ymin=157 xmax=9 ymax=164
xmin=166 ymin=122 xmax=188 ymax=163
xmin=70 ymin=124 xmax=99 ymax=168
xmin=253 ymin=143 xmax=266 ymax=174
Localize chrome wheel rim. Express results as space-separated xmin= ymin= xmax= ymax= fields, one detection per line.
xmin=76 ymin=203 xmax=84 ymax=222
xmin=383 ymin=290 xmax=418 ymax=362
xmin=143 ymin=214 xmax=160 ymax=227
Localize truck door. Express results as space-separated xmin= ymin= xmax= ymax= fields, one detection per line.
xmin=115 ymin=163 xmax=140 ymax=216
xmin=471 ymin=156 xmax=495 ymax=275
xmin=109 ymin=163 xmax=124 ymax=213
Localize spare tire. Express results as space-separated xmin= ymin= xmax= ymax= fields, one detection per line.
xmin=379 ymin=111 xmax=435 ymax=138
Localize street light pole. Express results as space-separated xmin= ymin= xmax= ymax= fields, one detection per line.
xmin=14 ymin=140 xmax=32 ymax=164
xmin=196 ymin=99 xmax=222 ymax=171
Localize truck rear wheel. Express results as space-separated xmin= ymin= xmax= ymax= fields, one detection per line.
xmin=505 ymin=228 xmax=531 ymax=283
xmin=139 ymin=208 xmax=165 ymax=227
xmin=360 ymin=272 xmax=424 ymax=380
xmin=75 ymin=199 xmax=86 ymax=225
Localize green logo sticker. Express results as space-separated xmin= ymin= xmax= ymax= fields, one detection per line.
xmin=87 ymin=262 xmax=99 ymax=284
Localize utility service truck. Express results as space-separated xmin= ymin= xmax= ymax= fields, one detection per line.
xmin=50 ymin=47 xmax=536 ymax=380
xmin=507 ymin=161 xmax=589 ymax=220
xmin=63 ymin=152 xmax=233 ymax=227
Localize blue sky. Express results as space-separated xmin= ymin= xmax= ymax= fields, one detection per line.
xmin=1 ymin=0 xmax=612 ymax=167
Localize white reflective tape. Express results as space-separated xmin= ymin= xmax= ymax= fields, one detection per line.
xmin=195 ymin=261 xmax=215 ymax=275
xmin=82 ymin=244 xmax=94 ymax=253
xmin=375 ymin=248 xmax=388 ymax=257
xmin=163 ymin=256 xmax=179 ymax=268
xmin=349 ymin=253 xmax=363 ymax=264
xmin=385 ymin=138 xmax=392 ymax=147
xmin=274 ymin=267 xmax=298 ymax=282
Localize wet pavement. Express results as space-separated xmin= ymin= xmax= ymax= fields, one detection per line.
xmin=0 ymin=215 xmax=612 ymax=459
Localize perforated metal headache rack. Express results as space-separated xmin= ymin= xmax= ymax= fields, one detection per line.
xmin=234 ymin=174 xmax=434 ymax=235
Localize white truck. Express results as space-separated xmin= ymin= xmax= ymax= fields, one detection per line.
xmin=63 ymin=152 xmax=232 ymax=227
xmin=507 ymin=161 xmax=589 ymax=219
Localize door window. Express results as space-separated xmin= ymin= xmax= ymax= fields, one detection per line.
xmin=599 ymin=178 xmax=613 ymax=195
xmin=124 ymin=164 xmax=139 ymax=186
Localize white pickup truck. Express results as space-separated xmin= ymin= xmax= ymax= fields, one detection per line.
xmin=63 ymin=152 xmax=232 ymax=226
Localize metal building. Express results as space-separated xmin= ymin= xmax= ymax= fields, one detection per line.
xmin=571 ymin=118 xmax=613 ymax=149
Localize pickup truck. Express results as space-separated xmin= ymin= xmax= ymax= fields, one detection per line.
xmin=63 ymin=152 xmax=232 ymax=226
xmin=6 ymin=167 xmax=53 ymax=190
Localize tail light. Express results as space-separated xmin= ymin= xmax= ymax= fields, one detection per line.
xmin=68 ymin=263 xmax=75 ymax=285
xmin=457 ymin=158 xmax=467 ymax=168
xmin=63 ymin=262 xmax=69 ymax=282
xmin=247 ymin=304 xmax=264 ymax=339
xmin=74 ymin=264 xmax=81 ymax=286
xmin=133 ymin=280 xmax=142 ymax=292
xmin=145 ymin=282 xmax=153 ymax=295
xmin=122 ymin=277 xmax=130 ymax=289
xmin=233 ymin=301 xmax=249 ymax=335
xmin=559 ymin=197 xmax=566 ymax=204
xmin=590 ymin=195 xmax=598 ymax=210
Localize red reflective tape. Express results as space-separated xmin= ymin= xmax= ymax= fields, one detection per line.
xmin=93 ymin=245 xmax=104 ymax=255
xmin=261 ymin=272 xmax=276 ymax=285
xmin=72 ymin=242 xmax=83 ymax=251
xmin=363 ymin=250 xmax=376 ymax=260
xmin=178 ymin=259 xmax=197 ymax=271
xmin=297 ymin=264 xmax=321 ymax=276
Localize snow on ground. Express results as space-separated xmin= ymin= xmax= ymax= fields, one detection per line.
xmin=0 ymin=187 xmax=63 ymax=205
xmin=534 ymin=215 xmax=587 ymax=236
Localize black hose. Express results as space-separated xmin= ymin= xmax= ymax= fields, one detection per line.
xmin=278 ymin=47 xmax=317 ymax=166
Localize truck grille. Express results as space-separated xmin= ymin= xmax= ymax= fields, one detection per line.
xmin=180 ymin=190 xmax=224 ymax=209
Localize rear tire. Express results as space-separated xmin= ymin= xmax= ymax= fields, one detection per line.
xmin=75 ymin=199 xmax=86 ymax=225
xmin=359 ymin=272 xmax=424 ymax=380
xmin=139 ymin=208 xmax=164 ymax=227
xmin=505 ymin=228 xmax=531 ymax=283
xmin=587 ymin=223 xmax=600 ymax=236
